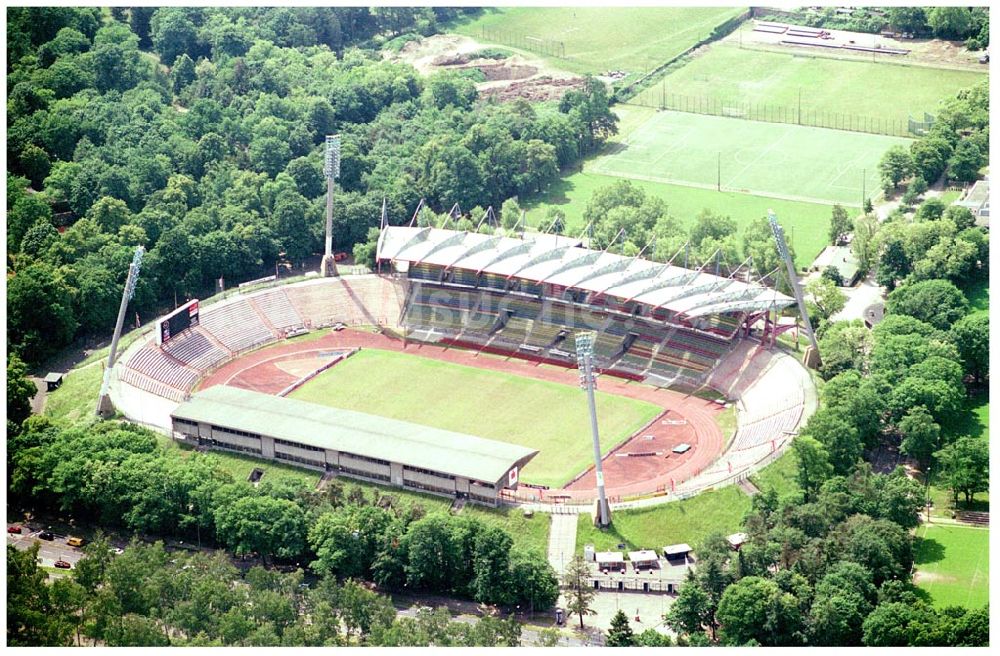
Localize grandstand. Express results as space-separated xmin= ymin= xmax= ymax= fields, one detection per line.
xmin=378 ymin=226 xmax=794 ymax=390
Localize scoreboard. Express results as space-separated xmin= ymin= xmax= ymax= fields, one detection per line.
xmin=157 ymin=299 xmax=200 ymax=346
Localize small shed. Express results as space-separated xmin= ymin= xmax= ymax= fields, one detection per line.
xmin=663 ymin=543 xmax=693 ymax=563
xmin=595 ymin=551 xmax=626 ymax=573
xmin=727 ymin=532 xmax=748 ymax=550
xmin=811 ymin=245 xmax=861 ymax=286
xmin=44 ymin=372 xmax=64 ymax=391
xmin=628 ymin=549 xmax=660 ymax=571
xmin=672 ymin=443 xmax=692 ymax=455
xmin=584 ymin=544 xmax=596 ymax=562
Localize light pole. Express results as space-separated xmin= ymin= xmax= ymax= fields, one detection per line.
xmin=576 ymin=332 xmax=610 ymax=527
xmin=925 ymin=466 xmax=932 ymax=524
xmin=96 ymin=246 xmax=144 ymax=416
xmin=321 ymin=134 xmax=341 ymax=277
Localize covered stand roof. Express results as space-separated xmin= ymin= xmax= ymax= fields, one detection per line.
xmin=173 ymin=386 xmax=537 ymax=484
xmin=379 ymin=227 xmax=794 ymax=318
xmin=595 ymin=552 xmax=625 ymax=564
xmin=628 ymin=550 xmax=660 ymax=562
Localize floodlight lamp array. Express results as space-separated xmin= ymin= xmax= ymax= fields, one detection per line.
xmin=126 ymin=246 xmax=145 ymax=302
xmin=324 ymin=134 xmax=341 ymax=180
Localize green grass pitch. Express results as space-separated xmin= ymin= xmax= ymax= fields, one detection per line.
xmin=913 ymin=524 xmax=989 ymax=609
xmin=631 ymin=42 xmax=987 ymax=126
xmin=589 ymin=109 xmax=911 ymax=206
xmin=526 ymin=169 xmax=834 ymax=270
xmin=451 ymin=6 xmax=745 ymax=76
xmin=575 ymin=485 xmax=751 ymax=552
xmin=288 ymin=349 xmax=662 ymax=489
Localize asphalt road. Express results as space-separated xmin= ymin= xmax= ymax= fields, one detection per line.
xmin=7 ymin=523 xmax=86 ymax=569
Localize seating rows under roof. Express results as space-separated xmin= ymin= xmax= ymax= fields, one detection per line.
xmin=378 ymin=227 xmax=795 ymax=318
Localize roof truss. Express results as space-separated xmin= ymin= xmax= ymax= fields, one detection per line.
xmin=505 ymin=245 xmax=573 ymax=280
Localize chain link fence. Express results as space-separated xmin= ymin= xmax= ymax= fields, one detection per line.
xmin=480 ymin=27 xmax=566 ymax=59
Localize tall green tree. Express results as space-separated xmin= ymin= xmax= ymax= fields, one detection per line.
xmin=605 ymin=610 xmax=636 ymax=646
xmin=934 ymin=437 xmax=989 ymax=507
xmin=561 ymin=554 xmax=596 ymax=630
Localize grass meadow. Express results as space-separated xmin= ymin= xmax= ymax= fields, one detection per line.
xmin=630 ymin=42 xmax=987 ymax=126
xmin=451 ymin=6 xmax=745 ymax=76
xmin=589 ymin=110 xmax=910 ymax=206
xmin=43 ymin=362 xmax=104 ymax=424
xmin=913 ymin=523 xmax=989 ymax=609
xmin=288 ymin=348 xmax=662 ymax=488
xmin=525 ymin=169 xmax=833 ymax=269
xmin=575 ymin=485 xmax=750 ymax=551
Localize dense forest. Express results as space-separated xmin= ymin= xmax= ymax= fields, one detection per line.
xmin=6 ymin=6 xmax=617 ymax=364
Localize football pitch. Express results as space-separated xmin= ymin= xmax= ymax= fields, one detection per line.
xmin=288 ymin=349 xmax=662 ymax=488
xmin=452 ymin=6 xmax=745 ymax=75
xmin=589 ymin=110 xmax=912 ymax=206
xmin=913 ymin=524 xmax=989 ymax=609
xmin=631 ymin=42 xmax=987 ymax=126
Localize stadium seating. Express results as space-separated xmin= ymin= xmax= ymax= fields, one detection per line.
xmin=161 ymin=327 xmax=229 ymax=370
xmin=199 ymin=299 xmax=274 ymax=352
xmin=125 ymin=344 xmax=200 ymax=390
xmin=249 ymin=289 xmax=304 ymax=332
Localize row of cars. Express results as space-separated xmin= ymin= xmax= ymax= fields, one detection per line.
xmin=8 ymin=524 xmax=122 ymax=569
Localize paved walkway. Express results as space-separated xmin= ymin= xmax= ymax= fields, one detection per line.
xmin=830 ymin=273 xmax=884 ymax=323
xmin=548 ymin=513 xmax=579 ymax=575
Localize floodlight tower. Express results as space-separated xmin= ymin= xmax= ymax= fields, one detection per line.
xmin=575 ymin=331 xmax=611 ymax=527
xmin=768 ymin=210 xmax=822 ymax=367
xmin=96 ymin=246 xmax=144 ymax=417
xmin=321 ymin=134 xmax=341 ymax=277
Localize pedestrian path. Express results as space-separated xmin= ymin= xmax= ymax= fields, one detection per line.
xmin=548 ymin=513 xmax=579 ymax=576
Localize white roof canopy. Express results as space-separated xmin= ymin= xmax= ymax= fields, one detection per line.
xmin=379 ymin=227 xmax=794 ymax=318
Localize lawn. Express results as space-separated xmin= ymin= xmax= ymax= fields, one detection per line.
xmin=913 ymin=523 xmax=989 ymax=609
xmin=959 ymin=276 xmax=989 ymax=314
xmin=288 ymin=349 xmax=661 ymax=488
xmin=43 ymin=362 xmax=104 ymax=424
xmin=575 ymin=485 xmax=751 ymax=551
xmin=588 ymin=110 xmax=911 ymax=206
xmin=750 ymin=449 xmax=801 ymax=501
xmin=451 ymin=6 xmax=746 ymax=76
xmin=525 ymin=169 xmax=834 ymax=269
xmin=191 ymin=447 xmax=322 ymax=488
xmin=630 ymin=42 xmax=987 ymax=127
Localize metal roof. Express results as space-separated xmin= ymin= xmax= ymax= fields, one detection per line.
xmin=172 ymin=386 xmax=537 ymax=483
xmin=378 ymin=227 xmax=793 ymax=317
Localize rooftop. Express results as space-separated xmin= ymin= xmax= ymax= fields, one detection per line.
xmin=378 ymin=226 xmax=794 ymax=318
xmin=172 ymin=386 xmax=537 ymax=483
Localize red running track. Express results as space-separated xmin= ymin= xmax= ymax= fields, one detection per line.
xmin=198 ymin=329 xmax=725 ymax=502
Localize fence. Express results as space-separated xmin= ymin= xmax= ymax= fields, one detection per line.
xmin=480 ymin=27 xmax=566 ymax=59
xmin=625 ymin=90 xmax=912 ymax=137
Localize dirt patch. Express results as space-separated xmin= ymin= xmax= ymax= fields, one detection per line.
xmin=912 ymin=570 xmax=957 ymax=584
xmin=389 ymin=33 xmax=586 ymax=103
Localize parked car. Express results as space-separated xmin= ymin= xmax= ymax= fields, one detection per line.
xmin=7 ymin=525 xmax=23 ymax=534
xmin=38 ymin=531 xmax=55 ymax=541
xmin=66 ymin=536 xmax=85 ymax=547
xmin=54 ymin=560 xmax=72 ymax=569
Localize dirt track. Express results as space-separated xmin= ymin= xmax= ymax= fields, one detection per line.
xmin=199 ymin=329 xmax=724 ymax=502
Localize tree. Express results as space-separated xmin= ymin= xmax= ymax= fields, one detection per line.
xmin=898 ymin=406 xmax=940 ymax=468
xmin=500 ymin=197 xmax=522 ymax=231
xmin=910 ymin=137 xmax=952 ymax=185
xmin=876 ymin=237 xmax=910 ymax=291
xmin=886 ymin=279 xmax=968 ymax=330
xmin=561 ymin=554 xmax=596 ymax=630
xmin=471 ymin=526 xmax=513 ymax=606
xmin=337 ymin=579 xmax=396 ymax=643
xmin=949 ymin=312 xmax=988 ymax=385
xmin=934 ymin=437 xmax=989 ymax=507
xmin=834 ymin=515 xmax=912 ymax=585
xmin=801 ymin=408 xmax=862 ymax=476
xmin=308 ymin=511 xmax=367 ymax=579
xmin=716 ymin=576 xmax=804 ymax=646
xmin=926 ymin=7 xmax=974 ymax=39
xmin=8 ymin=194 xmax=53 ymax=257
xmin=605 ymin=610 xmax=636 ymax=646
xmin=7 ymin=354 xmax=36 ymax=428
xmin=946 ymin=140 xmax=984 ymax=184
xmin=150 ymin=8 xmax=199 ymax=64
xmin=214 ymin=495 xmax=307 ymax=563
xmin=887 ymin=7 xmax=927 ymax=34
xmin=850 ymin=213 xmax=878 ymax=277
xmin=805 ymin=277 xmax=847 ymax=321
xmin=821 ymin=266 xmax=844 ymax=287
xmin=828 ymin=204 xmax=852 ymax=245
xmin=635 ymin=628 xmax=673 ymax=646
xmin=508 ymin=549 xmax=559 ymax=613
xmin=7 ymin=261 xmax=79 ymax=364
xmin=817 ymin=320 xmax=871 ymax=380
xmin=171 ymin=53 xmax=196 ymax=94
xmin=793 ymin=436 xmax=834 ymax=500
xmin=7 ymin=544 xmax=73 ymax=646
xmin=878 ymin=145 xmax=912 ymax=192
xmin=665 ymin=572 xmax=714 ymax=639
xmin=862 ymin=602 xmax=917 ymax=646
xmin=914 ymin=197 xmax=946 ymax=222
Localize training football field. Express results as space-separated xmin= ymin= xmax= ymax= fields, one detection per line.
xmin=913 ymin=523 xmax=989 ymax=609
xmin=289 ymin=349 xmax=661 ymax=488
xmin=589 ymin=110 xmax=912 ymax=206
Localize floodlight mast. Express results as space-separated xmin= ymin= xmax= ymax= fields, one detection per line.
xmin=576 ymin=332 xmax=611 ymax=527
xmin=96 ymin=246 xmax=144 ymax=416
xmin=321 ymin=134 xmax=341 ymax=277
xmin=768 ymin=210 xmax=822 ymax=366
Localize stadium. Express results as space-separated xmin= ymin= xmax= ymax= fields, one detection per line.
xmin=108 ymin=224 xmax=817 ymax=511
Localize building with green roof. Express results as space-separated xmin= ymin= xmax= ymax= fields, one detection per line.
xmin=171 ymin=385 xmax=538 ymax=506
